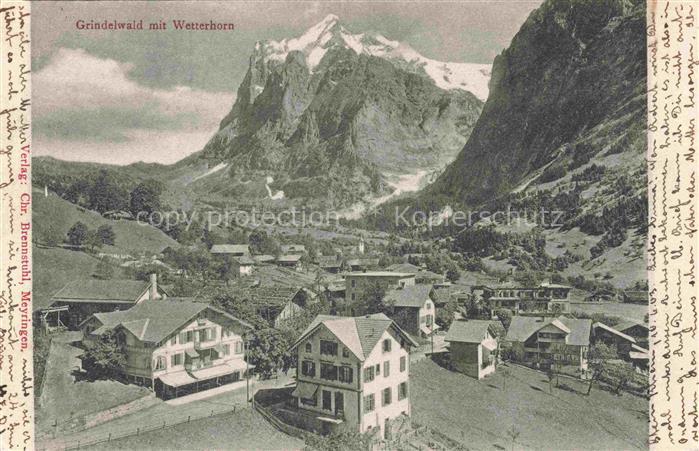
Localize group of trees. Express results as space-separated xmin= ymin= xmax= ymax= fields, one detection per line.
xmin=66 ymin=221 xmax=116 ymax=251
xmin=60 ymin=170 xmax=164 ymax=218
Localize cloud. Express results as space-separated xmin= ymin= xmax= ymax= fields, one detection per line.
xmin=33 ymin=48 xmax=235 ymax=162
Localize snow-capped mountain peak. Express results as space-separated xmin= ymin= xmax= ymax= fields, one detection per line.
xmin=256 ymin=14 xmax=491 ymax=100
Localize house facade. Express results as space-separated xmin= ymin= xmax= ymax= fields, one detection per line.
xmin=480 ymin=281 xmax=571 ymax=315
xmin=81 ymin=299 xmax=253 ymax=399
xmin=210 ymin=244 xmax=250 ymax=257
xmin=383 ymin=285 xmax=437 ymax=337
xmin=505 ymin=316 xmax=592 ymax=378
xmin=290 ymin=314 xmax=417 ymax=437
xmin=445 ymin=320 xmax=498 ymax=379
xmin=344 ymin=272 xmax=416 ymax=304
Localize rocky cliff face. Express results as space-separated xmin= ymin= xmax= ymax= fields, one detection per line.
xmin=197 ymin=15 xmax=485 ymax=207
xmin=429 ymin=0 xmax=646 ymax=206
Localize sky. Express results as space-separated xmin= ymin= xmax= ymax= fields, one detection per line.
xmin=32 ymin=1 xmax=542 ymax=165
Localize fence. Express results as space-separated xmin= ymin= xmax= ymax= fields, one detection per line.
xmin=38 ymin=403 xmax=242 ymax=451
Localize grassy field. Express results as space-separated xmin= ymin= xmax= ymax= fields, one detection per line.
xmin=33 ymin=190 xmax=177 ymax=254
xmin=88 ymin=409 xmax=304 ymax=450
xmin=411 ymin=359 xmax=648 ymax=450
xmin=571 ymin=302 xmax=648 ymax=323
xmin=36 ymin=333 xmax=152 ymax=432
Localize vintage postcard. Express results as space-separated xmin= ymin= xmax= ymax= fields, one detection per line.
xmin=0 ymin=0 xmax=696 ymax=449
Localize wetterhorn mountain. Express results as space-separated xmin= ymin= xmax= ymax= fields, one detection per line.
xmin=194 ymin=15 xmax=486 ymax=208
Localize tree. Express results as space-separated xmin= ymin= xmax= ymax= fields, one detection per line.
xmin=129 ymin=179 xmax=164 ymax=218
xmin=96 ymin=224 xmax=116 ymax=245
xmin=81 ymin=330 xmax=127 ymax=379
xmin=445 ymin=265 xmax=460 ymax=283
xmin=94 ymin=258 xmax=114 ymax=280
xmin=67 ymin=221 xmax=89 ymax=246
xmin=246 ymin=327 xmax=293 ymax=379
xmin=586 ymin=342 xmax=617 ymax=395
xmin=436 ymin=299 xmax=458 ymax=330
xmin=89 ymin=169 xmax=128 ymax=213
xmin=495 ymin=308 xmax=513 ymax=330
xmin=248 ymin=230 xmax=281 ymax=256
xmin=84 ymin=230 xmax=103 ymax=252
xmin=353 ymin=282 xmax=386 ymax=316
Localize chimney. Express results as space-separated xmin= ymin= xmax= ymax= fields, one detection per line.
xmin=149 ymin=273 xmax=158 ymax=300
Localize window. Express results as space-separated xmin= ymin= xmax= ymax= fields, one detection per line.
xmin=222 ymin=344 xmax=230 ymax=356
xmin=400 ymin=356 xmax=406 ymax=372
xmin=338 ymin=366 xmax=353 ymax=383
xmin=184 ymin=330 xmax=194 ymax=343
xmin=154 ymin=355 xmax=166 ymax=371
xmin=170 ymin=336 xmax=177 ymax=346
xmin=375 ymin=363 xmax=380 ymax=375
xmin=351 ymin=293 xmax=356 ymax=301
xmin=342 ymin=347 xmax=350 ymax=358
xmin=322 ymin=390 xmax=332 ymax=411
xmin=171 ymin=353 xmax=183 ymax=366
xmin=320 ymin=340 xmax=338 ymax=356
xmin=305 ymin=342 xmax=312 ymax=353
xmin=383 ymin=361 xmax=390 ymax=377
xmin=382 ymin=339 xmax=391 ymax=353
xmin=382 ymin=387 xmax=392 ymax=406
xmin=398 ymin=382 xmax=408 ymax=400
xmin=425 ymin=301 xmax=432 ymax=310
xmin=235 ymin=341 xmax=244 ymax=354
xmin=351 ymin=280 xmax=356 ymax=288
xmin=302 ymin=360 xmax=316 ymax=377
xmin=320 ymin=363 xmax=338 ymax=381
xmin=364 ymin=366 xmax=375 ymax=382
xmin=301 ymin=392 xmax=317 ymax=407
xmin=364 ymin=394 xmax=375 ymax=412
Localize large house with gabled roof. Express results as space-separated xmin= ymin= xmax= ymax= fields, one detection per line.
xmin=445 ymin=319 xmax=499 ymax=379
xmin=289 ymin=313 xmax=418 ymax=437
xmin=505 ymin=315 xmax=592 ymax=378
xmin=80 ymin=299 xmax=253 ymax=399
xmin=383 ymin=285 xmax=437 ymax=338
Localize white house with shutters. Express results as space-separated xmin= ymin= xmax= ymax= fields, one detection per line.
xmin=289 ymin=313 xmax=418 ymax=437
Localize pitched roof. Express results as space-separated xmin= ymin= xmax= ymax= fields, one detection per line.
xmin=386 ymin=263 xmax=421 ymax=273
xmin=384 ymin=285 xmax=432 ymax=308
xmin=210 ymin=244 xmax=249 ymax=254
xmin=445 ymin=320 xmax=495 ymax=343
xmin=235 ymin=256 xmax=256 ymax=265
xmin=52 ymin=279 xmax=150 ymax=303
xmin=505 ymin=316 xmax=592 ymax=346
xmin=614 ymin=320 xmax=648 ymax=333
xmin=239 ymin=286 xmax=302 ymax=307
xmin=292 ymin=313 xmax=418 ymax=360
xmin=347 ymin=258 xmax=380 ymax=267
xmin=342 ymin=271 xmax=415 ymax=278
xmin=593 ymin=322 xmax=637 ymax=344
xmin=88 ymin=299 xmax=252 ymax=344
xmin=277 ymin=254 xmax=302 ymax=263
xmin=281 ymin=244 xmax=306 ymax=253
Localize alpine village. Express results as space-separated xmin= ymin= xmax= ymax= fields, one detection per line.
xmin=33 ymin=1 xmax=649 ymax=450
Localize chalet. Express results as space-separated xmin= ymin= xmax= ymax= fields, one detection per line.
xmin=289 ymin=313 xmax=418 ymax=436
xmin=613 ymin=320 xmax=649 ymax=348
xmin=505 ymin=316 xmax=592 ymax=378
xmin=210 ymin=244 xmax=250 ymax=257
xmin=80 ymin=299 xmax=253 ymax=399
xmin=232 ymin=256 xmax=255 ymax=276
xmin=277 ymin=254 xmax=303 ymax=270
xmin=385 ymin=263 xmax=444 ymax=285
xmin=343 ymin=272 xmax=415 ymax=304
xmin=592 ymin=322 xmax=637 ymax=357
xmin=346 ymin=258 xmax=380 ymax=272
xmin=480 ymin=281 xmax=571 ymax=315
xmin=281 ymin=244 xmax=307 ymax=255
xmin=240 ymin=286 xmax=314 ymax=328
xmin=431 ymin=284 xmax=471 ymax=308
xmin=318 ymin=255 xmax=342 ymax=273
xmin=253 ymin=254 xmax=276 ymax=264
xmin=445 ymin=320 xmax=498 ymax=379
xmin=383 ymin=285 xmax=436 ymax=338
xmin=45 ymin=274 xmax=166 ymax=329
xmin=621 ymin=290 xmax=649 ymax=304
